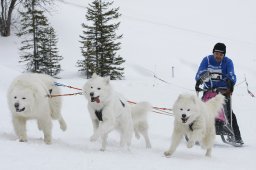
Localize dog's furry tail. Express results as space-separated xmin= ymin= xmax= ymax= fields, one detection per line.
xmin=205 ymin=94 xmax=226 ymax=117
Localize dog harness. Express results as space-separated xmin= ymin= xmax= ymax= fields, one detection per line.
xmin=95 ymin=110 xmax=103 ymax=121
xmin=94 ymin=100 xmax=126 ymax=122
xmin=120 ymin=100 xmax=125 ymax=107
xmin=189 ymin=122 xmax=194 ymax=131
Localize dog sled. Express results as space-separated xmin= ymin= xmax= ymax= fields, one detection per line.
xmin=195 ymin=72 xmax=243 ymax=147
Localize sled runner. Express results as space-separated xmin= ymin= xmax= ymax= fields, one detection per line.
xmin=196 ymin=72 xmax=243 ymax=147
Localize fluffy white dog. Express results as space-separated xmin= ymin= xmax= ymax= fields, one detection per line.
xmin=7 ymin=73 xmax=67 ymax=144
xmin=83 ymin=73 xmax=152 ymax=151
xmin=164 ymin=93 xmax=225 ymax=157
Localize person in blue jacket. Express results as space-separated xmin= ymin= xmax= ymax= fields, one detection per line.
xmin=195 ymin=42 xmax=243 ymax=145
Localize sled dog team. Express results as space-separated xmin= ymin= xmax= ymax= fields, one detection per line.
xmin=7 ymin=73 xmax=225 ymax=157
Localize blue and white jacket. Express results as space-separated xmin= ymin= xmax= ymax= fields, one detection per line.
xmin=195 ymin=55 xmax=236 ymax=89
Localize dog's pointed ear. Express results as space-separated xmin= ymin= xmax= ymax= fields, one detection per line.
xmin=104 ymin=76 xmax=110 ymax=84
xmin=173 ymin=94 xmax=182 ymax=107
xmin=176 ymin=94 xmax=183 ymax=101
xmin=191 ymin=95 xmax=197 ymax=104
xmin=92 ymin=73 xmax=98 ymax=79
xmin=173 ymin=94 xmax=183 ymax=111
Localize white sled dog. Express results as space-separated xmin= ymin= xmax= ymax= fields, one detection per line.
xmin=7 ymin=73 xmax=67 ymax=144
xmin=164 ymin=93 xmax=225 ymax=157
xmin=83 ymin=73 xmax=152 ymax=151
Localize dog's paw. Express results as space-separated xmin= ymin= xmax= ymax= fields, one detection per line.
xmin=19 ymin=138 xmax=27 ymax=142
xmin=44 ymin=134 xmax=52 ymax=144
xmin=205 ymin=148 xmax=212 ymax=157
xmin=164 ymin=150 xmax=172 ymax=157
xmin=187 ymin=141 xmax=194 ymax=148
xmin=59 ymin=119 xmax=67 ymax=131
xmin=18 ymin=135 xmax=28 ymax=142
xmin=146 ymin=143 xmax=152 ymax=149
xmin=60 ymin=123 xmax=67 ymax=131
xmin=90 ymin=134 xmax=98 ymax=142
xmin=135 ymin=132 xmax=140 ymax=139
xmin=100 ymin=148 xmax=106 ymax=152
xmin=44 ymin=136 xmax=52 ymax=144
xmin=44 ymin=138 xmax=52 ymax=145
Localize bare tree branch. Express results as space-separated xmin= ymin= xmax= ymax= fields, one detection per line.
xmin=0 ymin=0 xmax=18 ymax=36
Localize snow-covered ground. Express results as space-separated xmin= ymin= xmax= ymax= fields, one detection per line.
xmin=0 ymin=0 xmax=256 ymax=169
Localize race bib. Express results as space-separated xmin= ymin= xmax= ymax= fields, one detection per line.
xmin=208 ymin=68 xmax=222 ymax=81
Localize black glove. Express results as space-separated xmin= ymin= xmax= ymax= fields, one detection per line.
xmin=226 ymin=79 xmax=234 ymax=92
xmin=195 ymin=79 xmax=202 ymax=92
xmin=200 ymin=71 xmax=211 ymax=82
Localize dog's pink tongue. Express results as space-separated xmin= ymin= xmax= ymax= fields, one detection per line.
xmin=95 ymin=97 xmax=100 ymax=103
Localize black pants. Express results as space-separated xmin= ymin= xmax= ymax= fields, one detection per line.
xmin=224 ymin=95 xmax=242 ymax=140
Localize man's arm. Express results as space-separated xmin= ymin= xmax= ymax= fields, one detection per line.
xmin=224 ymin=59 xmax=236 ymax=95
xmin=195 ymin=56 xmax=209 ymax=91
xmin=195 ymin=56 xmax=209 ymax=81
xmin=226 ymin=59 xmax=236 ymax=85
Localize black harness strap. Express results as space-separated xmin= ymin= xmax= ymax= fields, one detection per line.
xmin=189 ymin=122 xmax=194 ymax=131
xmin=95 ymin=110 xmax=103 ymax=121
xmin=94 ymin=100 xmax=125 ymax=122
xmin=120 ymin=100 xmax=125 ymax=107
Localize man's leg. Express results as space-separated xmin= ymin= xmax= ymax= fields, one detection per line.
xmin=231 ymin=111 xmax=243 ymax=143
xmin=225 ymin=96 xmax=243 ymax=144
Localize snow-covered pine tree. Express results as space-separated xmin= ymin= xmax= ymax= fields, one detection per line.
xmin=17 ymin=0 xmax=62 ymax=76
xmin=77 ymin=40 xmax=96 ymax=78
xmin=79 ymin=0 xmax=125 ymax=79
xmin=41 ymin=27 xmax=63 ymax=77
xmin=17 ymin=0 xmax=48 ymax=73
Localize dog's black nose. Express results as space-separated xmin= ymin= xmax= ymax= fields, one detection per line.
xmin=90 ymin=92 xmax=94 ymax=97
xmin=182 ymin=114 xmax=186 ymax=118
xmin=14 ymin=103 xmax=19 ymax=108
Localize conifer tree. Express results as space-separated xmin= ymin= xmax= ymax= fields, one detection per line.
xmin=17 ymin=0 xmax=48 ymax=72
xmin=17 ymin=0 xmax=62 ymax=76
xmin=41 ymin=27 xmax=63 ymax=76
xmin=77 ymin=40 xmax=96 ymax=78
xmin=78 ymin=0 xmax=125 ymax=79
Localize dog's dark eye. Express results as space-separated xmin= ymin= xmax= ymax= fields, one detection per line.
xmin=180 ymin=108 xmax=183 ymax=111
xmin=97 ymin=88 xmax=101 ymax=90
xmin=14 ymin=96 xmax=17 ymax=99
xmin=187 ymin=109 xmax=190 ymax=111
xmin=22 ymin=97 xmax=26 ymax=100
xmin=91 ymin=86 xmax=93 ymax=89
